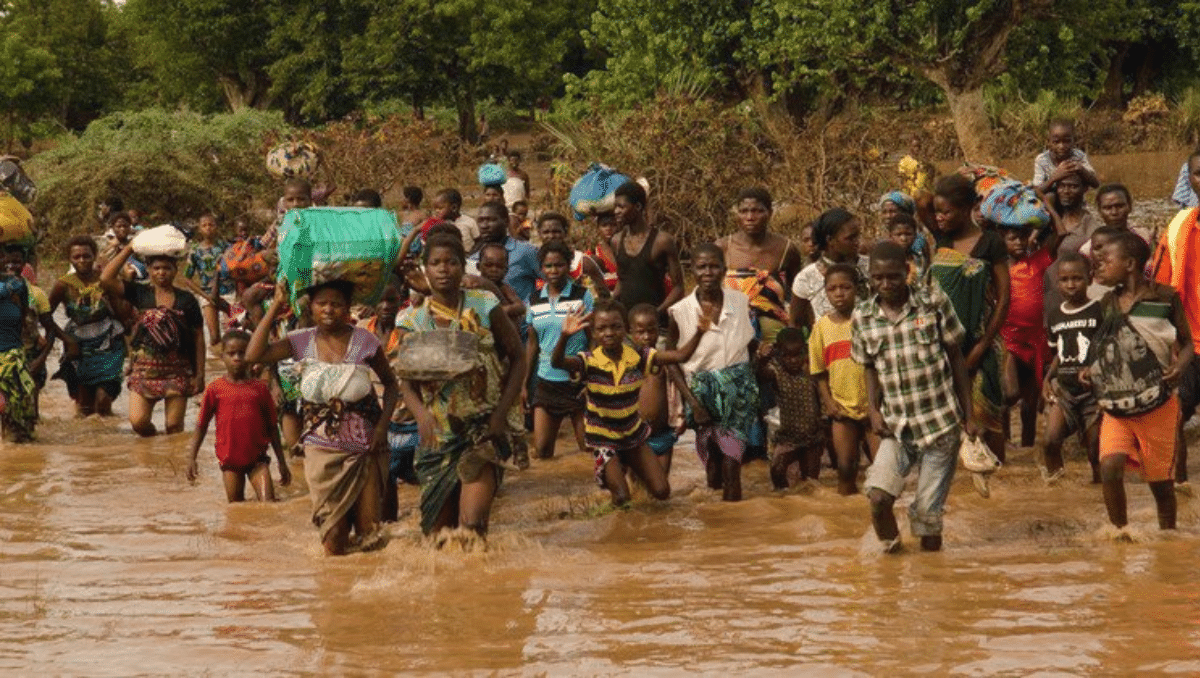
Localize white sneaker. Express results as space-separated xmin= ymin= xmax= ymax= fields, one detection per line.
xmin=882 ymin=537 xmax=903 ymax=554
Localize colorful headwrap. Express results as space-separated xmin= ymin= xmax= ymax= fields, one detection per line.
xmin=958 ymin=163 xmax=1013 ymax=199
xmin=879 ymin=190 xmax=916 ymax=214
xmin=980 ymin=180 xmax=1051 ymax=229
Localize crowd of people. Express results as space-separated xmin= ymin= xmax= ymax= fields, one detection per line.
xmin=0 ymin=120 xmax=1195 ymax=556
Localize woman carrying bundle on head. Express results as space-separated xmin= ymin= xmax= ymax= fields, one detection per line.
xmin=100 ymin=241 xmax=204 ymax=436
xmin=247 ymin=280 xmax=399 ymax=555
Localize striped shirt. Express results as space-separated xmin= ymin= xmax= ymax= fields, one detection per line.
xmin=578 ymin=344 xmax=658 ymax=450
xmin=527 ymin=280 xmax=593 ymax=382
xmin=850 ymin=284 xmax=966 ymax=447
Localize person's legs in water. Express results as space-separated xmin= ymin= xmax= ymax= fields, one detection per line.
xmin=458 ymin=468 xmax=498 ymax=535
xmin=1149 ymin=480 xmax=1177 ymax=529
xmin=864 ymin=437 xmax=912 ymax=551
xmin=624 ymin=445 xmax=670 ymax=500
xmin=248 ymin=461 xmax=276 ymax=501
xmin=601 ymin=451 xmax=633 ymax=506
xmin=95 ymin=383 xmax=116 ymax=417
xmin=769 ymin=443 xmax=799 ymax=489
xmin=722 ymin=456 xmax=742 ymax=502
xmin=705 ymin=441 xmax=724 ymax=490
xmin=1015 ymin=360 xmax=1040 ymax=447
xmin=1101 ymin=453 xmax=1129 ymax=528
xmin=128 ymin=392 xmax=158 ymax=436
xmin=907 ymin=430 xmax=959 ymax=552
xmin=831 ymin=419 xmax=864 ymax=495
xmin=352 ymin=456 xmax=384 ymax=540
xmin=1042 ymin=402 xmax=1069 ymax=478
xmin=1085 ymin=422 xmax=1101 ymax=484
xmin=163 ymin=395 xmax=188 ymax=434
xmin=533 ymin=406 xmax=565 ymax=460
xmin=222 ymin=469 xmax=248 ymax=502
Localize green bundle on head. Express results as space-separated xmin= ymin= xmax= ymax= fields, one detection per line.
xmin=277 ymin=206 xmax=402 ymax=308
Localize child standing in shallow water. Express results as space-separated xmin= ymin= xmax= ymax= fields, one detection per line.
xmin=855 ymin=242 xmax=978 ymax=553
xmin=758 ymin=327 xmax=824 ymax=489
xmin=628 ymin=303 xmax=687 ymax=475
xmin=809 ymin=264 xmax=874 ymax=495
xmin=1088 ymin=232 xmax=1190 ymax=533
xmin=552 ymin=298 xmax=709 ymax=507
xmin=187 ymin=331 xmax=291 ymax=501
xmin=1043 ymin=253 xmax=1103 ymax=483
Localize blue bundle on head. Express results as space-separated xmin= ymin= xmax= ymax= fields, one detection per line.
xmin=980 ymin=180 xmax=1051 ymax=229
xmin=879 ymin=190 xmax=915 ymax=215
xmin=477 ymin=163 xmax=506 ymax=187
xmin=569 ymin=163 xmax=630 ymax=221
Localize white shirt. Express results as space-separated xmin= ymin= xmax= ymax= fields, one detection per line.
xmin=455 ymin=214 xmax=480 ymax=251
xmin=790 ymin=255 xmax=870 ymax=321
xmin=669 ymin=288 xmax=755 ymax=376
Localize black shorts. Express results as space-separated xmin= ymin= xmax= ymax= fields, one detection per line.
xmin=531 ymin=378 xmax=585 ymax=419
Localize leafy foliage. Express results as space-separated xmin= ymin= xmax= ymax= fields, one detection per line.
xmin=26 ymin=109 xmax=290 ymax=250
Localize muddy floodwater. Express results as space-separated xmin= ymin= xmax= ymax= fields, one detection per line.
xmin=5 ymin=154 xmax=1200 ymax=675
xmin=2 ymin=348 xmax=1198 ymax=676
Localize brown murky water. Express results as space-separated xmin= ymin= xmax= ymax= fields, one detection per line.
xmin=4 ymin=154 xmax=1200 ymax=675
xmin=3 ymin=346 xmax=1199 ymax=676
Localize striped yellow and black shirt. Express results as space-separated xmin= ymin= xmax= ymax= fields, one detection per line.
xmin=578 ymin=344 xmax=658 ymax=450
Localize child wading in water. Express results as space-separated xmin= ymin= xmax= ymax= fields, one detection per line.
xmin=186 ymin=331 xmax=291 ymax=501
xmin=628 ymin=303 xmax=687 ymax=474
xmin=1043 ymin=253 xmax=1103 ymax=483
xmin=809 ymin=264 xmax=875 ymax=495
xmin=855 ymin=242 xmax=978 ymax=553
xmin=758 ymin=327 xmax=825 ymax=489
xmin=670 ymin=244 xmax=759 ymax=502
xmin=526 ymin=240 xmax=592 ymax=461
xmin=1088 ymin=232 xmax=1190 ymax=533
xmin=552 ymin=298 xmax=710 ymax=506
xmin=181 ymin=213 xmax=231 ymax=349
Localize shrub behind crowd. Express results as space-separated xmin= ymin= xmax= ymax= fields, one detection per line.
xmin=300 ymin=116 xmax=472 ymax=206
xmin=546 ymin=94 xmax=896 ymax=250
xmin=27 ymin=109 xmax=290 ymax=250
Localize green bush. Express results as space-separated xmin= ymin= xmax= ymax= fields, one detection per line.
xmin=984 ymin=85 xmax=1082 ymax=155
xmin=1172 ymin=86 xmax=1200 ymax=146
xmin=27 ymin=108 xmax=290 ymax=250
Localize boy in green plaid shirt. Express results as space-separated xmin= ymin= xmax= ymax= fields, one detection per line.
xmin=852 ymin=242 xmax=978 ymax=553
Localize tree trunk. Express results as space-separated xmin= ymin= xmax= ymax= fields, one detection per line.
xmin=456 ymin=89 xmax=478 ymax=143
xmin=944 ymin=86 xmax=994 ymax=164
xmin=218 ymin=72 xmax=273 ymax=112
xmin=1097 ymin=43 xmax=1129 ymax=108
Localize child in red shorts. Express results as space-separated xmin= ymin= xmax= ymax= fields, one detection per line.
xmin=1087 ymin=232 xmax=1191 ymax=532
xmin=186 ymin=330 xmax=290 ymax=501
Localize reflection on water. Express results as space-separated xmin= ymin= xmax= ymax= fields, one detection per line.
xmin=2 ymin=353 xmax=1200 ymax=675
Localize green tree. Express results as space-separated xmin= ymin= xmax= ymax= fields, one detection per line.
xmin=339 ymin=0 xmax=585 ymax=140
xmin=0 ymin=32 xmax=61 ymax=151
xmin=123 ymin=0 xmax=276 ymax=112
xmin=1 ymin=0 xmax=119 ymax=128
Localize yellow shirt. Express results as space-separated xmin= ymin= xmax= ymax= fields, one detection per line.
xmin=809 ymin=314 xmax=868 ymax=420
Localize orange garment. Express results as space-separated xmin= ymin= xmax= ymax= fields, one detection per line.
xmin=1153 ymin=208 xmax=1200 ymax=353
xmin=1099 ymin=395 xmax=1179 ymax=483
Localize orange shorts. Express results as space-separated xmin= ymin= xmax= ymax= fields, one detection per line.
xmin=1098 ymin=395 xmax=1179 ymax=483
